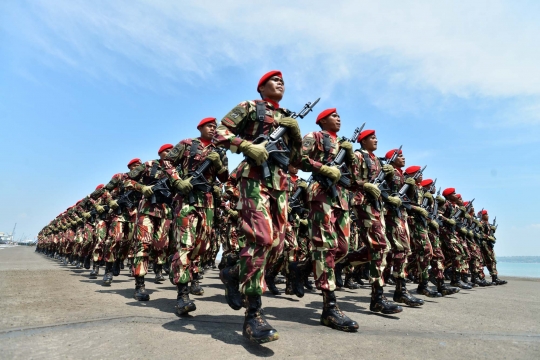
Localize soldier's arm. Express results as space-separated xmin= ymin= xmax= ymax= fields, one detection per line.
xmin=213 ymin=102 xmax=251 ymax=153
xmin=163 ymin=141 xmax=188 ymax=182
xmin=352 ymin=151 xmax=368 ymax=189
xmin=123 ymin=163 xmax=147 ymax=192
xmin=217 ymin=151 xmax=230 ymax=182
xmin=297 ymin=132 xmax=322 ymax=173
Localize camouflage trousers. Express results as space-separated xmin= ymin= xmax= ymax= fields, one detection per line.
xmin=274 ymin=221 xmax=298 ymax=275
xmin=296 ymin=231 xmax=311 ymax=262
xmin=440 ymin=228 xmax=467 ymax=273
xmin=346 ymin=204 xmax=388 ymax=287
xmin=309 ymin=202 xmax=350 ymax=292
xmin=91 ymin=219 xmax=108 ymax=262
xmin=384 ymin=213 xmax=411 ymax=279
xmin=237 ymin=178 xmax=286 ymax=296
xmin=467 ymin=239 xmax=483 ymax=276
xmin=428 ymin=229 xmax=445 ymax=280
xmin=222 ymin=222 xmax=240 ymax=257
xmin=481 ymin=241 xmax=498 ymax=276
xmin=104 ymin=215 xmax=135 ymax=263
xmin=80 ymin=223 xmax=95 ymax=257
xmin=133 ymin=213 xmax=172 ymax=277
xmin=407 ymin=219 xmax=433 ymax=282
xmin=170 ymin=202 xmax=213 ymax=285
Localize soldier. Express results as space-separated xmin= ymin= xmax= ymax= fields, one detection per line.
xmin=438 ymin=188 xmax=472 ymax=289
xmin=344 ymin=130 xmax=403 ymax=314
xmin=215 ymin=70 xmax=302 ymax=343
xmin=382 ymin=149 xmax=425 ymax=306
xmin=296 ymin=107 xmax=359 ymax=331
xmin=100 ymin=158 xmax=142 ymax=285
xmin=163 ymin=117 xmax=229 ymax=316
xmin=463 ymin=202 xmax=490 ymax=287
xmin=124 ymin=144 xmax=174 ymax=301
xmin=480 ymin=210 xmax=507 ymax=285
xmin=89 ymin=184 xmax=112 ymax=279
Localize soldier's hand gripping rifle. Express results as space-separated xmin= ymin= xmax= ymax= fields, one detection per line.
xmin=452 ymin=198 xmax=474 ymax=232
xmin=429 ymin=187 xmax=442 ymax=234
xmin=369 ymin=145 xmax=402 ymax=214
xmin=319 ymin=124 xmax=365 ymax=198
xmin=116 ymin=190 xmax=136 ymax=214
xmin=489 ymin=216 xmax=497 ymax=238
xmin=397 ymin=165 xmax=427 ymax=210
xmin=253 ymin=98 xmax=320 ymax=179
xmin=185 ymin=147 xmax=227 ymax=205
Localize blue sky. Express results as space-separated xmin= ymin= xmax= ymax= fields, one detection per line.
xmin=1 ymin=1 xmax=539 ymax=255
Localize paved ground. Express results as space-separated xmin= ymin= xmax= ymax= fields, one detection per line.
xmin=0 ymin=246 xmax=538 ymax=359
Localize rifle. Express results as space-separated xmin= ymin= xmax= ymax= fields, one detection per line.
xmin=489 ymin=216 xmax=497 ymax=237
xmin=318 ymin=124 xmax=365 ymax=198
xmin=452 ymin=198 xmax=474 ymax=232
xmin=183 ymin=147 xmax=227 ymax=205
xmin=150 ymin=177 xmax=172 ymax=205
xmin=253 ymin=98 xmax=320 ymax=179
xmin=116 ymin=190 xmax=137 ymax=214
xmin=397 ymin=165 xmax=427 ymax=210
xmin=369 ymin=145 xmax=402 ymax=215
xmin=429 ymin=187 xmax=442 ymax=234
xmin=288 ymin=176 xmax=313 ymax=222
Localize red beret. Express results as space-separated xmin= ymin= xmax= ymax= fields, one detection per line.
xmin=358 ymin=130 xmax=375 ymax=142
xmin=442 ymin=188 xmax=455 ymax=197
xmin=480 ymin=209 xmax=488 ymax=215
xmin=463 ymin=201 xmax=469 ymax=206
xmin=257 ymin=70 xmax=282 ymax=92
xmin=158 ymin=144 xmax=174 ymax=154
xmin=405 ymin=165 xmax=421 ymax=175
xmin=420 ymin=179 xmax=433 ymax=187
xmin=316 ymin=108 xmax=337 ymax=124
xmin=127 ymin=158 xmax=141 ymax=167
xmin=197 ymin=117 xmax=216 ymax=128
xmin=456 ymin=194 xmax=462 ymax=199
xmin=95 ymin=184 xmax=104 ymax=190
xmin=385 ymin=148 xmax=402 ymax=160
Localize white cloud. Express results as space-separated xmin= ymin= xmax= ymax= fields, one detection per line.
xmin=5 ymin=1 xmax=540 ymax=112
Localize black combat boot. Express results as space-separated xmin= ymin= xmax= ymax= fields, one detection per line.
xmin=436 ymin=278 xmax=460 ymax=296
xmin=320 ymin=291 xmax=359 ymax=332
xmin=344 ymin=273 xmax=361 ymax=289
xmin=89 ymin=264 xmax=99 ymax=279
xmin=370 ymin=283 xmax=403 ymax=314
xmin=112 ymin=258 xmax=121 ymax=276
xmin=353 ymin=267 xmax=365 ymax=286
xmin=417 ymin=280 xmax=442 ymax=297
xmin=154 ymin=264 xmax=165 ymax=283
xmin=133 ymin=276 xmax=150 ymax=301
xmin=444 ymin=268 xmax=452 ymax=281
xmin=190 ymin=272 xmax=204 ymax=295
xmin=243 ymin=295 xmax=279 ymax=344
xmin=492 ymin=275 xmax=507 ymax=285
xmin=103 ymin=262 xmax=113 ymax=286
xmin=83 ymin=255 xmax=91 ymax=269
xmin=287 ymin=262 xmax=305 ymax=298
xmin=120 ymin=260 xmax=124 ymax=269
xmin=219 ymin=264 xmax=243 ymax=310
xmin=265 ymin=272 xmax=281 ymax=295
xmin=462 ymin=274 xmax=476 ymax=287
xmin=473 ymin=274 xmax=490 ymax=287
xmin=450 ymin=270 xmax=472 ymax=289
xmin=394 ymin=278 xmax=424 ymax=306
xmin=162 ymin=259 xmax=170 ymax=275
xmin=176 ymin=282 xmax=196 ymax=316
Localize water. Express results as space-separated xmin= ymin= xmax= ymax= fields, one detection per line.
xmin=486 ymin=262 xmax=540 ymax=278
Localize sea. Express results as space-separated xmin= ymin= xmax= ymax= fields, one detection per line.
xmin=486 ymin=262 xmax=540 ymax=278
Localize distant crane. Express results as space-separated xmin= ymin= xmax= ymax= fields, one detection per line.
xmin=11 ymin=223 xmax=17 ymax=242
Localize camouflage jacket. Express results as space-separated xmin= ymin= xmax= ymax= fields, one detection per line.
xmin=351 ymin=148 xmax=381 ymax=207
xmin=125 ymin=159 xmax=172 ymax=219
xmin=298 ymin=130 xmax=356 ymax=209
xmin=214 ymin=99 xmax=301 ymax=191
xmin=385 ymin=167 xmax=409 ymax=217
xmin=481 ymin=220 xmax=496 ymax=242
xmin=103 ymin=172 xmax=139 ymax=220
xmin=163 ymin=137 xmax=229 ymax=208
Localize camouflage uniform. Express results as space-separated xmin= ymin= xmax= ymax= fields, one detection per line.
xmin=297 ymin=130 xmax=354 ymax=291
xmin=163 ymin=138 xmax=229 ymax=285
xmin=214 ymin=99 xmax=300 ymax=296
xmin=125 ymin=159 xmax=173 ymax=277
xmin=406 ymin=187 xmax=433 ymax=284
xmin=480 ymin=220 xmax=498 ymax=277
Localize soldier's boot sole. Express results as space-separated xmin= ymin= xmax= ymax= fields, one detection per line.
xmin=417 ymin=288 xmax=442 ymax=298
xmin=133 ymin=293 xmax=150 ymax=301
xmin=242 ymin=327 xmax=279 ymax=344
xmin=393 ymin=293 xmax=424 ymax=307
xmin=320 ymin=316 xmax=359 ymax=332
xmin=369 ymin=302 xmax=403 ymax=314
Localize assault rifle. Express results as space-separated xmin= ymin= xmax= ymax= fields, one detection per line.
xmin=185 ymin=147 xmax=227 ymax=205
xmin=369 ymin=145 xmax=402 ymax=214
xmin=429 ymin=187 xmax=442 ymax=234
xmin=489 ymin=216 xmax=497 ymax=237
xmin=288 ymin=176 xmax=313 ymax=222
xmin=452 ymin=198 xmax=474 ymax=232
xmin=150 ymin=177 xmax=172 ymax=205
xmin=397 ymin=165 xmax=427 ymax=210
xmin=319 ymin=124 xmax=365 ymax=198
xmin=116 ymin=190 xmax=137 ymax=214
xmin=254 ymin=98 xmax=320 ymax=179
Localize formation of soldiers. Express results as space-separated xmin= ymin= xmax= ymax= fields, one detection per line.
xmin=36 ymin=70 xmax=507 ymax=344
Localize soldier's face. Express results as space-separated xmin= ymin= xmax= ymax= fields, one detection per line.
xmin=362 ymin=135 xmax=377 ymax=152
xmin=199 ymin=122 xmax=216 ymax=140
xmin=128 ymin=162 xmax=141 ymax=171
xmin=393 ymin=153 xmax=405 ymax=168
xmin=320 ymin=113 xmax=341 ymax=132
xmin=482 ymin=214 xmax=489 ymax=221
xmin=259 ymin=76 xmax=284 ymax=102
xmin=416 ymin=173 xmax=423 ymax=184
xmin=447 ymin=193 xmax=457 ymax=202
xmin=159 ymin=149 xmax=170 ymax=160
xmin=288 ymin=164 xmax=298 ymax=175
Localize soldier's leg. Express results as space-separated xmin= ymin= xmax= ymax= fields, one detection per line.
xmin=132 ymin=214 xmax=155 ymax=301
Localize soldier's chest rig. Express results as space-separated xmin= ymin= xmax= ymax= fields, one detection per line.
xmin=146 ymin=161 xmax=172 ymax=205
xmin=358 ymin=150 xmax=380 ymax=183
